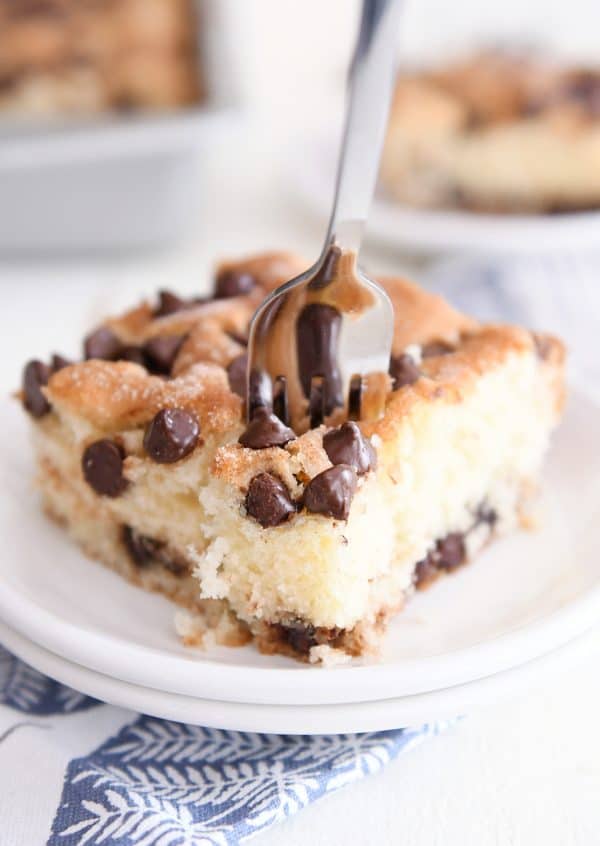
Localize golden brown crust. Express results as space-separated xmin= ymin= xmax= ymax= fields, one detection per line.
xmin=32 ymin=251 xmax=565 ymax=496
xmin=46 ymin=360 xmax=241 ymax=435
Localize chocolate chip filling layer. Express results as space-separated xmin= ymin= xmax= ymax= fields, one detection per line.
xmin=82 ymin=439 xmax=128 ymax=498
xmin=122 ymin=526 xmax=189 ymax=576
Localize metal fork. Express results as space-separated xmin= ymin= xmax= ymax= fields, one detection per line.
xmin=246 ymin=0 xmax=402 ymax=433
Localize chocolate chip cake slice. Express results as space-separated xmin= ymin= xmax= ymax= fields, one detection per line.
xmin=381 ymin=50 xmax=600 ymax=213
xmin=20 ymin=251 xmax=566 ymax=664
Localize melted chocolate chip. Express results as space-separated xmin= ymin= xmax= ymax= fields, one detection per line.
xmin=436 ymin=533 xmax=466 ymax=571
xmin=284 ymin=623 xmax=318 ymax=654
xmin=238 ymin=408 xmax=296 ymax=450
xmin=278 ymin=621 xmax=342 ymax=654
xmin=323 ymin=421 xmax=376 ymax=476
xmin=389 ymin=354 xmax=420 ymax=390
xmin=302 ymin=464 xmax=357 ymax=520
xmin=22 ymin=360 xmax=52 ymax=418
xmin=143 ymin=335 xmax=184 ymax=375
xmin=226 ymin=353 xmax=248 ymax=398
xmin=84 ymin=327 xmax=123 ymax=361
xmin=122 ymin=525 xmax=162 ymax=567
xmin=422 ymin=341 xmax=454 ymax=358
xmin=82 ymin=440 xmax=128 ymax=497
xmin=143 ymin=409 xmax=200 ymax=464
xmin=308 ymin=244 xmax=341 ymax=291
xmin=245 ymin=473 xmax=297 ymax=528
xmin=296 ymin=303 xmax=343 ymax=415
xmin=51 ymin=353 xmax=72 ymax=372
xmin=214 ymin=269 xmax=256 ymax=299
xmin=155 ymin=290 xmax=189 ymax=317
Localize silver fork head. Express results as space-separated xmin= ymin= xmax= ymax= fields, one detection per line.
xmin=246 ymin=243 xmax=394 ymax=433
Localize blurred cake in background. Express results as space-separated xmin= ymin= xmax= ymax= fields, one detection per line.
xmin=380 ymin=50 xmax=600 ymax=214
xmin=0 ymin=0 xmax=201 ymax=116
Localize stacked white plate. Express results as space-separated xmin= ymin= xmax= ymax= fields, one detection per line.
xmin=1 ymin=390 xmax=599 ymax=734
xmin=294 ymin=135 xmax=600 ymax=255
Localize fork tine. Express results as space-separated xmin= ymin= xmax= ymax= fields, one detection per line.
xmin=309 ymin=375 xmax=326 ymax=429
xmin=347 ymin=374 xmax=363 ymax=420
xmin=273 ymin=376 xmax=290 ymax=425
xmin=247 ymin=368 xmax=272 ymax=420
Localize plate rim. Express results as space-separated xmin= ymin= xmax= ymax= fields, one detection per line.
xmin=0 ymin=389 xmax=598 ymax=707
xmin=1 ymin=619 xmax=598 ymax=734
xmin=293 ymin=134 xmax=600 ymax=254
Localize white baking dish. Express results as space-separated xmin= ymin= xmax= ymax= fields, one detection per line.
xmin=0 ymin=0 xmax=247 ymax=251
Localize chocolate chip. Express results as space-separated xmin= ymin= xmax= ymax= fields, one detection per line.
xmin=239 ymin=408 xmax=296 ymax=450
xmin=155 ymin=290 xmax=189 ymax=317
xmin=120 ymin=345 xmax=147 ymax=366
xmin=143 ymin=335 xmax=184 ymax=375
xmin=82 ymin=440 xmax=128 ymax=497
xmin=227 ymin=353 xmax=247 ymax=398
xmin=389 ymin=354 xmax=420 ymax=389
xmin=303 ymin=464 xmax=357 ymax=520
xmin=122 ymin=525 xmax=161 ymax=567
xmin=296 ymin=303 xmax=343 ymax=415
xmin=245 ymin=473 xmax=297 ymax=527
xmin=422 ymin=341 xmax=454 ymax=357
xmin=51 ymin=353 xmax=72 ymax=372
xmin=323 ymin=421 xmax=376 ymax=475
xmin=284 ymin=623 xmax=318 ymax=654
xmin=214 ymin=269 xmax=256 ymax=299
xmin=414 ymin=551 xmax=439 ymax=589
xmin=84 ymin=327 xmax=123 ymax=361
xmin=143 ymin=408 xmax=200 ymax=464
xmin=22 ymin=360 xmax=52 ymax=418
xmin=436 ymin=533 xmax=465 ymax=571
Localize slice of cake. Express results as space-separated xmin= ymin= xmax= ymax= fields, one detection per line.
xmin=19 ymin=252 xmax=566 ymax=663
xmin=380 ymin=50 xmax=600 ymax=213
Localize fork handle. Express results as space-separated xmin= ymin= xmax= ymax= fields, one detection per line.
xmin=325 ymin=0 xmax=403 ymax=254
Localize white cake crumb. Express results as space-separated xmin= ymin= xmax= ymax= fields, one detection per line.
xmin=309 ymin=644 xmax=353 ymax=666
xmin=174 ymin=609 xmax=206 ymax=647
xmin=188 ymin=539 xmax=230 ymax=599
xmin=404 ymin=343 xmax=423 ymax=364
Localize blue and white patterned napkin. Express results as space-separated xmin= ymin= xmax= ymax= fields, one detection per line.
xmin=0 ymin=646 xmax=447 ymax=845
xmin=424 ymin=251 xmax=600 ymax=396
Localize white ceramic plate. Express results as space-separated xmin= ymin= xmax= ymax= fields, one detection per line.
xmin=1 ymin=390 xmax=598 ymax=707
xmin=293 ymin=136 xmax=600 ymax=255
xmin=2 ymin=619 xmax=599 ymax=734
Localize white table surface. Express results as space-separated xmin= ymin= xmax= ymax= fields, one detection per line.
xmin=1 ymin=126 xmax=599 ymax=846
